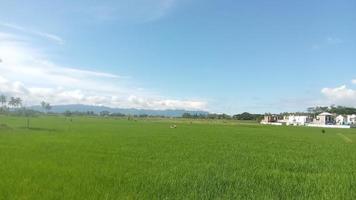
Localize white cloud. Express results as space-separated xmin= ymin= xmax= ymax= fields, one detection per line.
xmin=0 ymin=31 xmax=207 ymax=111
xmin=0 ymin=22 xmax=64 ymax=45
xmin=127 ymin=96 xmax=206 ymax=110
xmin=32 ymin=31 xmax=64 ymax=45
xmin=0 ymin=75 xmax=207 ymax=110
xmin=352 ymin=79 xmax=356 ymax=84
xmin=0 ymin=76 xmax=29 ymax=95
xmin=321 ymin=85 xmax=356 ymax=106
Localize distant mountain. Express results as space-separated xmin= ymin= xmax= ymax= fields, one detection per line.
xmin=29 ymin=104 xmax=209 ymax=117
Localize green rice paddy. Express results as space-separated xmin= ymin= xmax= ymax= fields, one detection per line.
xmin=0 ymin=116 xmax=355 ymax=199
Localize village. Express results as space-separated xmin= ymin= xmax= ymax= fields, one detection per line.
xmin=261 ymin=112 xmax=356 ymax=128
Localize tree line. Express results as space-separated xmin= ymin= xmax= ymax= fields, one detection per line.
xmin=182 ymin=106 xmax=356 ymax=121
xmin=0 ymin=94 xmax=52 ymax=114
xmin=182 ymin=112 xmax=264 ymax=121
xmin=0 ymin=95 xmax=22 ymax=110
xmin=0 ymin=94 xmax=54 ymax=129
xmin=63 ymin=110 xmax=170 ymax=118
xmin=2 ymin=93 xmax=356 ymax=120
xmin=307 ymin=106 xmax=356 ymax=115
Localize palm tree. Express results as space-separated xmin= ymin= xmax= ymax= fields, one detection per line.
xmin=41 ymin=101 xmax=51 ymax=113
xmin=8 ymin=97 xmax=22 ymax=109
xmin=41 ymin=101 xmax=47 ymax=112
xmin=45 ymin=103 xmax=52 ymax=113
xmin=8 ymin=97 xmax=16 ymax=108
xmin=15 ymin=97 xmax=22 ymax=109
xmin=0 ymin=94 xmax=6 ymax=108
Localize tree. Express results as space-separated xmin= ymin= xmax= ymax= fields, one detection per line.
xmin=182 ymin=113 xmax=192 ymax=118
xmin=110 ymin=112 xmax=125 ymax=117
xmin=307 ymin=105 xmax=356 ymax=115
xmin=64 ymin=110 xmax=72 ymax=117
xmin=307 ymin=107 xmax=315 ymax=114
xmin=232 ymin=112 xmax=264 ymax=121
xmin=100 ymin=110 xmax=110 ymax=116
xmin=41 ymin=101 xmax=47 ymax=112
xmin=0 ymin=94 xmax=6 ymax=107
xmin=19 ymin=108 xmax=37 ymax=129
xmin=15 ymin=97 xmax=22 ymax=108
xmin=7 ymin=97 xmax=22 ymax=110
xmin=41 ymin=101 xmax=52 ymax=113
xmin=8 ymin=97 xmax=16 ymax=108
xmin=45 ymin=103 xmax=52 ymax=113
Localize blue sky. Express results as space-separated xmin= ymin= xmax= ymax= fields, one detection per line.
xmin=0 ymin=0 xmax=356 ymax=114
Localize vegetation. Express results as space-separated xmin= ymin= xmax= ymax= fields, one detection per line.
xmin=0 ymin=93 xmax=356 ymax=198
xmin=41 ymin=101 xmax=52 ymax=113
xmin=8 ymin=97 xmax=22 ymax=109
xmin=0 ymin=94 xmax=6 ymax=107
xmin=307 ymin=105 xmax=356 ymax=115
xmin=0 ymin=116 xmax=355 ymax=199
xmin=233 ymin=112 xmax=263 ymax=121
xmin=182 ymin=113 xmax=233 ymax=120
xmin=1 ymin=93 xmax=356 ymax=120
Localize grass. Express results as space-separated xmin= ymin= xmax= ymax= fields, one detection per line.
xmin=0 ymin=115 xmax=356 ymax=199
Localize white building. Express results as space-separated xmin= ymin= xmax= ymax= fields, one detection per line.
xmin=347 ymin=114 xmax=356 ymax=125
xmin=336 ymin=115 xmax=347 ymax=125
xmin=313 ymin=112 xmax=335 ymax=125
xmin=286 ymin=115 xmax=310 ymax=126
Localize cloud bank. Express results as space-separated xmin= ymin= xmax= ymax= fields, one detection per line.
xmin=0 ymin=30 xmax=207 ymax=110
xmin=321 ymin=84 xmax=356 ymax=107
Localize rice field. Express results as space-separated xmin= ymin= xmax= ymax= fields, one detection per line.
xmin=0 ymin=115 xmax=356 ymax=199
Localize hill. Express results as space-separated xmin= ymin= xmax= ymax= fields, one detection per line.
xmin=29 ymin=104 xmax=209 ymax=117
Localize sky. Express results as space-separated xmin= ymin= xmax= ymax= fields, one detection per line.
xmin=0 ymin=0 xmax=356 ymax=114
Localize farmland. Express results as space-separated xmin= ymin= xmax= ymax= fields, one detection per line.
xmin=0 ymin=115 xmax=356 ymax=199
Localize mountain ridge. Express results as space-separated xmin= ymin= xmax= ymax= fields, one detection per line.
xmin=29 ymin=104 xmax=209 ymax=117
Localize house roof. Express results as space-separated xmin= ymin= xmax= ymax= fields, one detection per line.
xmin=318 ymin=112 xmax=333 ymax=116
